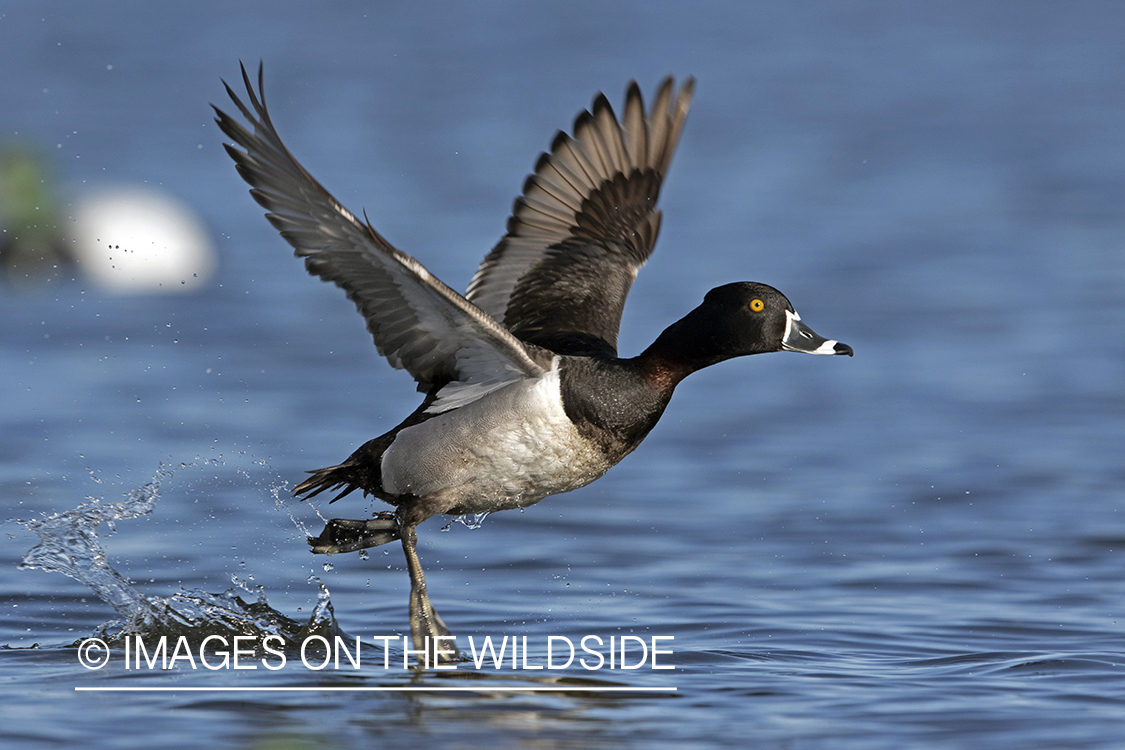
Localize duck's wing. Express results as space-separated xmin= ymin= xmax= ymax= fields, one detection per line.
xmin=466 ymin=77 xmax=694 ymax=356
xmin=214 ymin=63 xmax=551 ymax=407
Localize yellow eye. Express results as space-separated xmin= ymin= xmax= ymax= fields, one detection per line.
xmin=750 ymin=298 xmax=764 ymax=312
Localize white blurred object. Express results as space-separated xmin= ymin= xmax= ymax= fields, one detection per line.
xmin=68 ymin=186 xmax=216 ymax=292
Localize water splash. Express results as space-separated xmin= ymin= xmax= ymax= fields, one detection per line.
xmin=19 ymin=466 xmax=168 ymax=618
xmin=270 ymin=480 xmax=320 ymax=536
xmin=442 ymin=512 xmax=490 ymax=532
xmin=16 ymin=463 xmax=343 ymax=648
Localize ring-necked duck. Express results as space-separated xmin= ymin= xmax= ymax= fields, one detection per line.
xmin=215 ymin=64 xmax=851 ymax=662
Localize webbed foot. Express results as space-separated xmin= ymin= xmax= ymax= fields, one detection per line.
xmin=307 ymin=512 xmax=400 ymax=554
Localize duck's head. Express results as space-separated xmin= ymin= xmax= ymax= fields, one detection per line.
xmin=645 ymin=281 xmax=852 ymax=375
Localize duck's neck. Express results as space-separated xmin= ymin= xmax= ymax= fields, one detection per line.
xmin=636 ymin=305 xmax=734 ymax=392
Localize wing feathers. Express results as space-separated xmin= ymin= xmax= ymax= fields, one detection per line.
xmin=467 ymin=76 xmax=694 ymax=354
xmin=215 ymin=63 xmax=550 ymax=399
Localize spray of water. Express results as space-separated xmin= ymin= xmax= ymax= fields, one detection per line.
xmin=16 ymin=462 xmax=344 ymax=648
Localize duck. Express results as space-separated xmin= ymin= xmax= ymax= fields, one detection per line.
xmin=215 ymin=63 xmax=852 ymax=662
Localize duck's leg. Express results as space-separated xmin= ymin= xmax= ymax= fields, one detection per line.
xmin=308 ymin=511 xmax=399 ymax=554
xmin=401 ymin=524 xmax=459 ymax=665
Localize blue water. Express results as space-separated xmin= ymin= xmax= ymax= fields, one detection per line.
xmin=2 ymin=2 xmax=1124 ymax=748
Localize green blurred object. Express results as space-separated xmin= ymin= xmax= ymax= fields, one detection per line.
xmin=0 ymin=141 xmax=70 ymax=286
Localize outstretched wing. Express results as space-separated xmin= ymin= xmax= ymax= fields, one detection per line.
xmin=466 ymin=77 xmax=694 ymax=356
xmin=214 ymin=63 xmax=551 ymax=403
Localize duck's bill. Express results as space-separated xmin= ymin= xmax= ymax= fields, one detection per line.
xmin=781 ymin=310 xmax=853 ymax=356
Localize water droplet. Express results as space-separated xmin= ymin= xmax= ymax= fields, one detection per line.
xmin=452 ymin=512 xmax=489 ymax=530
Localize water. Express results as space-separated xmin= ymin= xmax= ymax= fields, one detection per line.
xmin=2 ymin=2 xmax=1124 ymax=748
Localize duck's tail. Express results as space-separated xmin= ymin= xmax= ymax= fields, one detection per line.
xmin=292 ymin=436 xmax=390 ymax=503
xmin=293 ymin=462 xmax=363 ymax=503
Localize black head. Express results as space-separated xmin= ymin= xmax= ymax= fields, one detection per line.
xmin=646 ymin=281 xmax=851 ymax=372
xmin=699 ymin=282 xmax=795 ymax=357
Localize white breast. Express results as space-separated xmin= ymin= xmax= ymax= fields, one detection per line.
xmin=380 ymin=367 xmax=611 ymax=513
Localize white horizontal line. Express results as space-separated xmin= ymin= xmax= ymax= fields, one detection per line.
xmin=75 ymin=686 xmax=676 ymax=693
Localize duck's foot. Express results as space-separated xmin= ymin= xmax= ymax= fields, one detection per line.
xmin=401 ymin=525 xmax=459 ymax=666
xmin=307 ymin=512 xmax=400 ymax=554
xmin=409 ymin=585 xmax=459 ymax=666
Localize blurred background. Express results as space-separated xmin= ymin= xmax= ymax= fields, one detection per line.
xmin=1 ymin=2 xmax=1123 ymax=748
